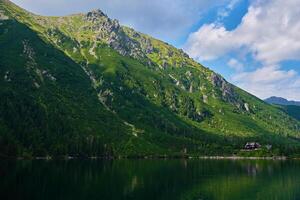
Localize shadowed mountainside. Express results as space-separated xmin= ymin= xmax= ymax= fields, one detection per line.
xmin=1 ymin=0 xmax=300 ymax=157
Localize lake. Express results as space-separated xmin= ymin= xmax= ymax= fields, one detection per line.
xmin=1 ymin=159 xmax=300 ymax=200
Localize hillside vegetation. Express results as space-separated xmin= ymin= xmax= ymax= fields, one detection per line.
xmin=1 ymin=0 xmax=300 ymax=158
xmin=279 ymin=105 xmax=300 ymax=121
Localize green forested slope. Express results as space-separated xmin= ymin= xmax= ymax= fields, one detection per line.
xmin=279 ymin=105 xmax=300 ymax=121
xmin=1 ymin=0 xmax=300 ymax=157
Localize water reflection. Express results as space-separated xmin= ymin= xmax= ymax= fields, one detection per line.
xmin=0 ymin=159 xmax=299 ymax=200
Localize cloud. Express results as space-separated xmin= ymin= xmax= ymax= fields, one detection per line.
xmin=227 ymin=58 xmax=244 ymax=72
xmin=184 ymin=0 xmax=300 ymax=65
xmin=217 ymin=0 xmax=241 ymax=20
xmin=232 ymin=66 xmax=300 ymax=100
xmin=11 ymin=0 xmax=229 ymax=42
xmin=185 ymin=24 xmax=236 ymax=60
xmin=233 ymin=66 xmax=296 ymax=84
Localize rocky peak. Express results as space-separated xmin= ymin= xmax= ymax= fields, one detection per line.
xmin=82 ymin=10 xmax=148 ymax=59
xmin=85 ymin=9 xmax=107 ymax=22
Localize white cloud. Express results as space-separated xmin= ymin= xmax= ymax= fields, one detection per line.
xmin=185 ymin=0 xmax=300 ymax=65
xmin=233 ymin=66 xmax=296 ymax=84
xmin=227 ymin=58 xmax=244 ymax=72
xmin=185 ymin=24 xmax=236 ymax=60
xmin=217 ymin=0 xmax=241 ymax=20
xmin=232 ymin=65 xmax=300 ymax=99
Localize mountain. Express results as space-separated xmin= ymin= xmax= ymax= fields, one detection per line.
xmin=279 ymin=105 xmax=300 ymax=121
xmin=265 ymin=97 xmax=300 ymax=121
xmin=265 ymin=96 xmax=300 ymax=106
xmin=1 ymin=0 xmax=300 ymax=158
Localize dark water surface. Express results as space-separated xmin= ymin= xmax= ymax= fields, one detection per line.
xmin=1 ymin=159 xmax=300 ymax=200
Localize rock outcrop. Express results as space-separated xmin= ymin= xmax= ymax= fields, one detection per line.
xmin=84 ymin=9 xmax=147 ymax=59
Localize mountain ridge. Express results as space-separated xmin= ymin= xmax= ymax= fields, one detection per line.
xmin=1 ymin=0 xmax=300 ymax=157
xmin=265 ymin=96 xmax=300 ymax=121
xmin=265 ymin=96 xmax=300 ymax=106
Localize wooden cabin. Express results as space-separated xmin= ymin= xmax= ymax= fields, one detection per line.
xmin=244 ymin=142 xmax=261 ymax=150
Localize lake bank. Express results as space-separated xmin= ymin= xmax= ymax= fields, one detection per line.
xmin=4 ymin=155 xmax=291 ymax=160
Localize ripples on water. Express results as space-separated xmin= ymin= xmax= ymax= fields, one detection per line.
xmin=1 ymin=159 xmax=300 ymax=200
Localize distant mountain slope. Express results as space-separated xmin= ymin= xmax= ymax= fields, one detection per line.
xmin=265 ymin=97 xmax=300 ymax=121
xmin=265 ymin=96 xmax=300 ymax=106
xmin=280 ymin=105 xmax=300 ymax=121
xmin=1 ymin=0 xmax=300 ymax=157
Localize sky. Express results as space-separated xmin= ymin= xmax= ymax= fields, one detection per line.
xmin=11 ymin=0 xmax=300 ymax=100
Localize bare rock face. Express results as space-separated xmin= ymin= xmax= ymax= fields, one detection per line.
xmin=130 ymin=32 xmax=154 ymax=54
xmin=85 ymin=9 xmax=107 ymax=22
xmin=0 ymin=10 xmax=9 ymax=20
xmin=210 ymin=73 xmax=252 ymax=112
xmin=84 ymin=9 xmax=147 ymax=59
xmin=210 ymin=73 xmax=222 ymax=87
xmin=211 ymin=73 xmax=234 ymax=98
xmin=210 ymin=73 xmax=244 ymax=107
xmin=244 ymin=103 xmax=250 ymax=112
xmin=203 ymin=95 xmax=208 ymax=103
xmin=179 ymin=49 xmax=190 ymax=58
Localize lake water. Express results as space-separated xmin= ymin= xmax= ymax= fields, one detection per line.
xmin=1 ymin=159 xmax=300 ymax=200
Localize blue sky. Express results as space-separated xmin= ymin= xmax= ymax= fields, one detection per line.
xmin=11 ymin=0 xmax=300 ymax=100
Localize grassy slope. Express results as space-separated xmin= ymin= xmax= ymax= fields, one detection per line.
xmin=1 ymin=0 xmax=300 ymax=157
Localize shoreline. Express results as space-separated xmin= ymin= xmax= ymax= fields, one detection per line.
xmin=3 ymin=155 xmax=293 ymax=160
xmin=196 ymin=156 xmax=287 ymax=160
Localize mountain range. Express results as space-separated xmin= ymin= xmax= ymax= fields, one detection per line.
xmin=265 ymin=96 xmax=300 ymax=106
xmin=265 ymin=96 xmax=300 ymax=122
xmin=1 ymin=0 xmax=300 ymax=158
